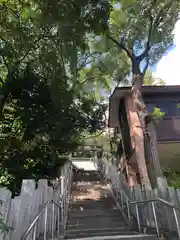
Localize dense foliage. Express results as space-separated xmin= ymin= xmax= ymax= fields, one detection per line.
xmin=163 ymin=167 xmax=180 ymax=189
xmin=1 ymin=67 xmax=107 ymax=194
xmin=0 ymin=0 xmax=110 ymax=195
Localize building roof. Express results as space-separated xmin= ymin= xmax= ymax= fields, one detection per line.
xmin=108 ymin=85 xmax=180 ymax=128
xmin=110 ymin=85 xmax=180 ymax=99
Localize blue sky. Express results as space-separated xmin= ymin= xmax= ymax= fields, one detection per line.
xmin=153 ymin=20 xmax=180 ymax=85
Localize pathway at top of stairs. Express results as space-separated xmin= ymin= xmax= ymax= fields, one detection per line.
xmin=65 ymin=161 xmax=157 ymax=240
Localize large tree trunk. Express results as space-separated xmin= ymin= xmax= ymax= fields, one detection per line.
xmin=131 ymin=67 xmax=163 ymax=188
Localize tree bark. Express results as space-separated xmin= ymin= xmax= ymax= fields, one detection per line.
xmin=131 ymin=65 xmax=163 ymax=188
xmin=147 ymin=121 xmax=163 ymax=178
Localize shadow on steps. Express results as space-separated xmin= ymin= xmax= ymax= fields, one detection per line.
xmin=65 ymin=169 xmax=135 ymax=239
xmin=65 ymin=167 xmax=158 ymax=239
xmin=73 ymin=168 xmax=101 ymax=182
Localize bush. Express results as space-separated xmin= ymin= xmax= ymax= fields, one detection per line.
xmin=163 ymin=166 xmax=180 ymax=188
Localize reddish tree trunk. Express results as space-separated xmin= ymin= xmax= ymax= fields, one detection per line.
xmin=131 ymin=65 xmax=163 ymax=187
xmin=131 ymin=72 xmax=151 ymax=186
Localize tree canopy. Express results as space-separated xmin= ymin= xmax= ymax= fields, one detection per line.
xmin=106 ymin=0 xmax=179 ymax=72
xmin=0 ymin=0 xmax=110 ymax=194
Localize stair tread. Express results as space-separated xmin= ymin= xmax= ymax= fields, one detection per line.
xmin=66 ymin=234 xmax=157 ymax=240
xmin=66 ymin=170 xmax=157 ymax=240
xmin=65 ymin=230 xmax=143 ymax=238
xmin=70 ymin=203 xmax=115 ymax=208
xmin=71 ymin=198 xmax=114 ymax=203
xmin=66 ymin=226 xmax=132 ymax=232
xmin=69 ymin=208 xmax=120 ymax=215
xmin=70 ymin=203 xmax=116 ymax=209
xmin=67 ymin=221 xmax=126 ymax=229
xmin=70 ymin=204 xmax=118 ymax=208
xmin=68 ymin=215 xmax=122 ymax=220
xmin=68 ymin=216 xmax=126 ymax=225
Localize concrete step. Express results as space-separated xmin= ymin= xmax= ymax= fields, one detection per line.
xmin=68 ymin=215 xmax=126 ymax=226
xmin=66 ymin=234 xmax=157 ymax=240
xmin=66 ymin=171 xmax=157 ymax=240
xmin=70 ymin=199 xmax=116 ymax=209
xmin=67 ymin=219 xmax=126 ymax=230
xmin=65 ymin=229 xmax=139 ymax=239
xmin=68 ymin=214 xmax=122 ymax=221
xmin=66 ymin=226 xmax=132 ymax=233
xmin=66 ymin=226 xmax=136 ymax=236
xmin=68 ymin=209 xmax=121 ymax=219
xmin=71 ymin=197 xmax=113 ymax=204
xmin=39 ymin=234 xmax=157 ymax=240
xmin=70 ymin=200 xmax=116 ymax=210
xmin=65 ymin=228 xmax=157 ymax=239
xmin=71 ymin=199 xmax=114 ymax=205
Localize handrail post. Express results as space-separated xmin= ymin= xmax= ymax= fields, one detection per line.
xmin=151 ymin=202 xmax=160 ymax=237
xmin=135 ymin=203 xmax=141 ymax=232
xmin=126 ymin=196 xmax=130 ymax=222
xmin=58 ymin=206 xmax=60 ymax=237
xmin=33 ymin=224 xmax=37 ymax=240
xmin=173 ymin=207 xmax=180 ymax=239
xmin=44 ymin=206 xmax=48 ymax=240
xmin=52 ymin=201 xmax=55 ymax=239
xmin=61 ymin=175 xmax=64 ymax=225
xmin=120 ymin=191 xmax=124 ymax=209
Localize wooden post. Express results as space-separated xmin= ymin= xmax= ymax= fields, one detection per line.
xmin=0 ymin=188 xmax=12 ymax=240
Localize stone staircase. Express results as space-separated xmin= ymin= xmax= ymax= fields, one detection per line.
xmin=64 ymin=168 xmax=158 ymax=240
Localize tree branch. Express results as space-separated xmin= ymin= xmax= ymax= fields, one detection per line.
xmin=137 ymin=14 xmax=153 ymax=62
xmin=140 ymin=1 xmax=173 ymax=64
xmin=16 ymin=34 xmax=59 ymax=65
xmin=80 ymin=76 xmax=97 ymax=85
xmin=137 ymin=0 xmax=163 ymax=62
xmin=77 ymin=52 xmax=103 ymax=71
xmin=142 ymin=56 xmax=149 ymax=76
xmin=16 ymin=37 xmax=42 ymax=64
xmin=107 ymin=34 xmax=133 ymax=60
xmin=98 ymin=58 xmax=111 ymax=73
xmin=59 ymin=41 xmax=65 ymax=72
xmin=153 ymin=2 xmax=173 ymax=31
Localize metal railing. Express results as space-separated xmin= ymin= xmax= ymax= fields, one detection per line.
xmin=118 ymin=187 xmax=180 ymax=238
xmin=131 ymin=198 xmax=180 ymax=238
xmin=20 ymin=200 xmax=62 ymax=240
xmin=56 ymin=161 xmax=73 ymax=231
xmin=20 ymin=161 xmax=73 ymax=240
xmin=97 ymin=157 xmax=180 ymax=239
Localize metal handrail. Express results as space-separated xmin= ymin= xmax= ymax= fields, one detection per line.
xmin=131 ymin=197 xmax=180 ymax=238
xmin=20 ymin=162 xmax=73 ymax=240
xmin=20 ymin=200 xmax=51 ymax=240
xmin=131 ymin=198 xmax=180 ymax=211
xmin=127 ymin=194 xmax=180 ymax=237
xmin=20 ymin=199 xmax=63 ymax=240
xmin=97 ymin=158 xmax=180 ymax=239
xmin=120 ymin=188 xmax=180 ymax=211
